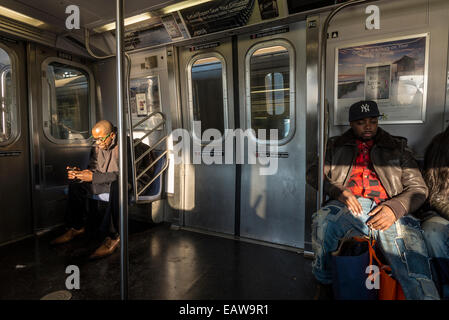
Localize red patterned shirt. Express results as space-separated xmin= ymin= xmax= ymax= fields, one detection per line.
xmin=347 ymin=139 xmax=389 ymax=204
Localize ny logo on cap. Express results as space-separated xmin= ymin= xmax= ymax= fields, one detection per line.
xmin=361 ymin=104 xmax=370 ymax=112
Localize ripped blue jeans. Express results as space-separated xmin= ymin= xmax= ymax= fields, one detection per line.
xmin=421 ymin=215 xmax=449 ymax=299
xmin=312 ymin=197 xmax=440 ymax=300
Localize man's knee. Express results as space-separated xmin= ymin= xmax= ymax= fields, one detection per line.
xmin=312 ymin=201 xmax=349 ymax=246
xmin=393 ymin=216 xmax=434 ymax=279
xmin=422 ymin=220 xmax=447 ymax=243
xmin=313 ymin=201 xmax=347 ymax=223
xmin=422 ymin=217 xmax=449 ymax=257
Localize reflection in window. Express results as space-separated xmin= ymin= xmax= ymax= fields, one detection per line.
xmin=47 ymin=62 xmax=90 ymax=140
xmin=265 ymin=72 xmax=285 ymax=115
xmin=249 ymin=45 xmax=290 ymax=140
xmin=191 ymin=56 xmax=225 ymax=136
xmin=0 ymin=47 xmax=17 ymax=144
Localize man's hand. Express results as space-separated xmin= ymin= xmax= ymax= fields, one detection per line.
xmin=67 ymin=166 xmax=80 ymax=180
xmin=75 ymin=169 xmax=93 ymax=182
xmin=367 ymin=205 xmax=397 ymax=231
xmin=338 ymin=189 xmax=363 ymax=216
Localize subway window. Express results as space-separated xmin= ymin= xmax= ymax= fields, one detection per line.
xmin=44 ymin=61 xmax=93 ymax=142
xmin=247 ymin=43 xmax=294 ymax=141
xmin=189 ymin=54 xmax=227 ymax=139
xmin=0 ymin=46 xmax=18 ymax=145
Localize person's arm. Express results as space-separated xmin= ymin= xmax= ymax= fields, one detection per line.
xmin=321 ymin=139 xmax=362 ymax=215
xmin=92 ymin=171 xmax=118 ymax=184
xmin=429 ymin=197 xmax=449 ymax=221
xmin=323 ymin=139 xmax=347 ymax=200
xmin=382 ymin=144 xmax=429 ymax=219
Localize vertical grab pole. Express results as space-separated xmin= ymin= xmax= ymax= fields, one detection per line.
xmin=116 ymin=0 xmax=128 ymax=300
xmin=318 ymin=0 xmax=372 ymax=207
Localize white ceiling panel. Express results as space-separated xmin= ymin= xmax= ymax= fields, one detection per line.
xmin=1 ymin=0 xmax=184 ymax=31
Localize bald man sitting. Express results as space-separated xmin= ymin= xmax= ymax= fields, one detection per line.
xmin=51 ymin=120 xmax=122 ymax=258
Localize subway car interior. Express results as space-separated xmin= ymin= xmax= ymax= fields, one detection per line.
xmin=0 ymin=0 xmax=448 ymax=301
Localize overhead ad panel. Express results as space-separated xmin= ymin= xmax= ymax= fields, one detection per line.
xmin=180 ymin=0 xmax=255 ymax=37
xmin=287 ymin=0 xmax=350 ymax=14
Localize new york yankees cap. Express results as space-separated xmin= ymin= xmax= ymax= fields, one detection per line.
xmin=348 ymin=100 xmax=381 ymax=122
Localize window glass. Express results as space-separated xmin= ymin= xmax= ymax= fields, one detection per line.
xmin=249 ymin=45 xmax=291 ymax=140
xmin=46 ymin=62 xmax=90 ymax=140
xmin=130 ymin=75 xmax=162 ymax=130
xmin=0 ymin=47 xmax=17 ymax=144
xmin=191 ymin=56 xmax=225 ymax=137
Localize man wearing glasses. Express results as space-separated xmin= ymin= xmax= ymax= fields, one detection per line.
xmin=51 ymin=120 xmax=122 ymax=258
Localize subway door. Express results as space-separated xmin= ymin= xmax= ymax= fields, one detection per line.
xmin=178 ymin=40 xmax=235 ymax=234
xmin=237 ymin=22 xmax=307 ymax=248
xmin=28 ymin=44 xmax=95 ymax=229
xmin=0 ymin=39 xmax=32 ymax=244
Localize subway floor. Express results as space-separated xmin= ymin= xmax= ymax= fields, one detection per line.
xmin=0 ymin=221 xmax=315 ymax=300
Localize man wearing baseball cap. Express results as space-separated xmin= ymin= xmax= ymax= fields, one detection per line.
xmin=312 ymin=100 xmax=439 ymax=300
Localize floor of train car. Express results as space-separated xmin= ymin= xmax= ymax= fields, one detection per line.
xmin=0 ymin=219 xmax=315 ymax=300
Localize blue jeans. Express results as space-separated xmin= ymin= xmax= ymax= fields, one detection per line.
xmin=422 ymin=215 xmax=449 ymax=299
xmin=312 ymin=197 xmax=440 ymax=300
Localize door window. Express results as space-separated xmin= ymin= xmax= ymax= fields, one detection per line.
xmin=188 ymin=54 xmax=228 ymax=140
xmin=43 ymin=60 xmax=94 ymax=143
xmin=0 ymin=46 xmax=18 ymax=145
xmin=246 ymin=42 xmax=295 ymax=143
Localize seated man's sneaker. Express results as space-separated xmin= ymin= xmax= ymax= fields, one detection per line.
xmin=51 ymin=227 xmax=85 ymax=245
xmin=89 ymin=236 xmax=120 ymax=259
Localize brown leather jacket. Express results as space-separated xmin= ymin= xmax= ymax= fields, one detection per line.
xmin=322 ymin=127 xmax=428 ymax=219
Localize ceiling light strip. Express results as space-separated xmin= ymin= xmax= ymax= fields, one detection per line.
xmin=0 ymin=5 xmax=46 ymax=28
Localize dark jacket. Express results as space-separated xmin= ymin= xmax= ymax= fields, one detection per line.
xmin=317 ymin=127 xmax=428 ymax=219
xmin=88 ymin=135 xmax=155 ymax=195
xmin=421 ymin=130 xmax=449 ymax=221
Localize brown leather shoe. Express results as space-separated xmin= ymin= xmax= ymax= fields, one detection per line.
xmin=89 ymin=236 xmax=120 ymax=259
xmin=51 ymin=227 xmax=85 ymax=245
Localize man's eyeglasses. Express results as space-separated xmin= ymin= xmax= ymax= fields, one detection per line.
xmin=91 ymin=132 xmax=111 ymax=143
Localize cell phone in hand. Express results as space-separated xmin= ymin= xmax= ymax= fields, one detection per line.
xmin=67 ymin=167 xmax=82 ymax=183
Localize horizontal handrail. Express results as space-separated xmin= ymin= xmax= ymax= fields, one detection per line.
xmin=137 ymin=150 xmax=168 ymax=180
xmin=129 ymin=110 xmax=169 ymax=203
xmin=137 ymin=156 xmax=169 ymax=197
xmin=135 ymin=135 xmax=168 ymax=164
xmin=134 ymin=120 xmax=165 ymax=147
xmin=133 ymin=111 xmax=166 ymax=129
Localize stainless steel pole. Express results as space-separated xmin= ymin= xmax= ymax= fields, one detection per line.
xmin=318 ymin=0 xmax=375 ymax=207
xmin=116 ymin=0 xmax=128 ymax=300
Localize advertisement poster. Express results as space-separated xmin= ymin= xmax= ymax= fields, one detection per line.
xmin=180 ymin=0 xmax=255 ymax=37
xmin=335 ymin=35 xmax=428 ymax=125
xmin=161 ymin=14 xmax=183 ymax=40
xmin=136 ymin=93 xmax=147 ymax=116
xmin=130 ymin=76 xmax=162 ymax=129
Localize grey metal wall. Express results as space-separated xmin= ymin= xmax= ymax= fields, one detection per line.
xmin=0 ymin=39 xmax=32 ymax=244
xmin=237 ymin=21 xmax=307 ymax=249
xmin=27 ymin=44 xmax=95 ymax=230
xmin=324 ymin=0 xmax=449 ymax=158
xmin=177 ymin=39 xmax=236 ymax=235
